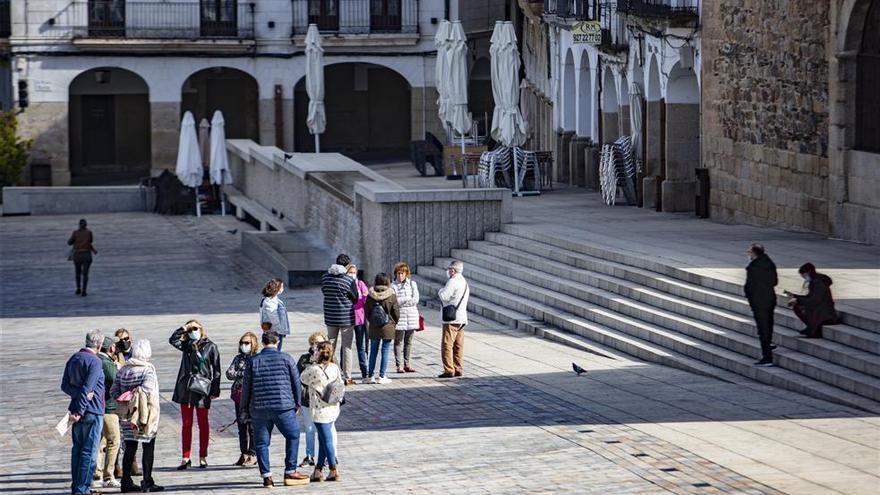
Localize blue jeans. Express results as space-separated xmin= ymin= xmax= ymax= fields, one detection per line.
xmin=252 ymin=408 xmax=300 ymax=476
xmin=315 ymin=422 xmax=337 ymax=468
xmin=277 ymin=335 xmax=285 ymax=352
xmin=368 ymin=339 xmax=392 ymax=378
xmin=354 ymin=324 xmax=369 ymax=378
xmin=71 ymin=412 xmax=103 ymax=494
xmin=301 ymin=407 xmax=338 ymax=458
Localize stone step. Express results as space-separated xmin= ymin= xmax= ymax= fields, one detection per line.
xmin=465 ymin=240 xmax=880 ymax=377
xmin=483 ymin=232 xmax=880 ymax=354
xmin=416 ymin=268 xmax=880 ymax=414
xmin=498 ymin=223 xmax=880 ymax=334
xmin=430 ymin=258 xmax=880 ymax=403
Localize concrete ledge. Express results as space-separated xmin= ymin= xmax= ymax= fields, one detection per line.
xmin=2 ymin=186 xmax=155 ymax=216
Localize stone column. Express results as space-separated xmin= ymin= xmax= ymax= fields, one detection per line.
xmin=258 ymin=98 xmax=274 ymax=146
xmin=411 ymin=86 xmax=443 ymax=142
xmin=557 ymin=130 xmax=575 ymax=183
xmin=643 ymin=99 xmax=663 ymax=209
xmin=619 ymin=104 xmax=631 ymax=136
xmin=569 ymin=136 xmax=589 ymax=187
xmin=662 ymin=102 xmax=700 ymax=212
xmin=601 ymin=111 xmax=619 ymax=144
xmin=150 ymin=101 xmax=180 ymax=176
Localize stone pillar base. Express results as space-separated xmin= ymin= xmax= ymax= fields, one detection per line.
xmin=662 ymin=179 xmax=696 ymax=213
xmin=569 ymin=137 xmax=589 ymax=187
xmin=558 ymin=131 xmax=575 ymax=183
xmin=584 ymin=145 xmax=601 ymax=190
xmin=642 ymin=176 xmax=657 ymax=210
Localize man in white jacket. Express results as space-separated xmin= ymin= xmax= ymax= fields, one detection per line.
xmin=437 ymin=260 xmax=469 ymax=378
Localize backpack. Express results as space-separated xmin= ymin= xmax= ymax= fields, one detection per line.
xmin=320 ymin=366 xmax=346 ymax=405
xmin=369 ymin=301 xmax=390 ymax=327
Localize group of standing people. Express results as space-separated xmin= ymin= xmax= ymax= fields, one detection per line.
xmin=62 ymin=251 xmax=471 ymax=493
xmin=744 ymin=243 xmax=838 ymax=366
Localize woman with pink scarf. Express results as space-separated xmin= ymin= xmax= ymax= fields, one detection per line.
xmin=347 ymin=264 xmax=370 ymax=379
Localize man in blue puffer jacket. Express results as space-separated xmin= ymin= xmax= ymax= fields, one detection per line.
xmin=240 ymin=331 xmax=310 ymax=488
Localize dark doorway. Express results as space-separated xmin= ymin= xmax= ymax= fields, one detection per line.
xmin=69 ymin=68 xmax=151 ymax=185
xmin=87 ymin=0 xmax=125 ymax=37
xmin=294 ymin=63 xmax=411 ymax=161
xmin=181 ymin=67 xmax=260 ymax=142
xmin=309 ymin=0 xmax=339 ymax=31
xmin=82 ymin=95 xmax=115 ymax=166
xmin=856 ymin=0 xmax=880 ymax=152
xmin=200 ymin=0 xmax=238 ymax=37
xmin=371 ymin=0 xmax=401 ymax=31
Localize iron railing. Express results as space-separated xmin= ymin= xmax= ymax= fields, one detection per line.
xmin=69 ymin=1 xmax=255 ymax=39
xmin=544 ymin=0 xmax=599 ymax=20
xmin=291 ymin=0 xmax=419 ymax=35
xmin=599 ymin=2 xmax=627 ymax=51
xmin=0 ymin=0 xmax=10 ymax=38
xmin=616 ymin=0 xmax=699 ymax=18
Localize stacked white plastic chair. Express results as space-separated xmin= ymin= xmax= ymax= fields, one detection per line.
xmin=599 ymin=136 xmax=638 ymax=206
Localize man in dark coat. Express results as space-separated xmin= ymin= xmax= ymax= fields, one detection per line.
xmin=240 ymin=331 xmax=310 ymax=488
xmin=785 ymin=263 xmax=837 ymax=339
xmin=321 ymin=253 xmax=359 ymax=384
xmin=744 ymin=243 xmax=778 ymax=367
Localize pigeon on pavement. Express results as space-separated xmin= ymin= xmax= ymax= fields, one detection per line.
xmin=572 ymin=362 xmax=588 ymax=376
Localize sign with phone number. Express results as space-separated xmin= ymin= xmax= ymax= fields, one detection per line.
xmin=572 ymin=21 xmax=601 ymax=45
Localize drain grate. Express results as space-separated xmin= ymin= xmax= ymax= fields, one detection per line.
xmin=659 ymin=467 xmax=678 ymax=472
xmin=692 ymin=483 xmax=712 ymax=488
xmin=604 ymin=440 xmax=622 ymax=444
xmin=631 ymin=453 xmax=649 ymax=457
xmin=578 ymin=429 xmax=595 ymax=433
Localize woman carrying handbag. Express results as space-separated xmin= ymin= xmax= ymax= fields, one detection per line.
xmin=169 ymin=320 xmax=221 ymax=470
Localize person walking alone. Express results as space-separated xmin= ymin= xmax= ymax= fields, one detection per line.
xmin=227 ymin=331 xmax=259 ymax=467
xmin=260 ymin=278 xmax=291 ymax=351
xmin=111 ymin=340 xmax=164 ymax=493
xmin=169 ymin=320 xmax=221 ymax=469
xmin=301 ymin=342 xmax=343 ymax=482
xmin=744 ymin=244 xmax=778 ymax=367
xmin=438 ymin=261 xmax=469 ymax=378
xmin=68 ymin=218 xmax=97 ymax=296
xmin=239 ymin=331 xmax=311 ymax=488
xmin=391 ymin=262 xmax=420 ymax=373
xmin=61 ymin=329 xmax=106 ymax=495
xmin=321 ymin=254 xmax=359 ymax=385
xmin=365 ymin=273 xmax=400 ymax=384
xmin=94 ymin=336 xmax=121 ymax=488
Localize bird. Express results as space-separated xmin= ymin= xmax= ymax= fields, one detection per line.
xmin=572 ymin=362 xmax=588 ymax=376
xmin=226 ymin=228 xmax=238 ymax=234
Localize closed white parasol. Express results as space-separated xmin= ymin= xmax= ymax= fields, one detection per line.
xmin=490 ymin=21 xmax=526 ymax=148
xmin=305 ymin=24 xmax=326 ymax=152
xmin=209 ymin=110 xmax=233 ymax=215
xmin=175 ymin=111 xmax=203 ymax=216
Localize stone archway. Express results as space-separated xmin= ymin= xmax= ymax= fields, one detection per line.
xmin=69 ymin=67 xmax=151 ymax=185
xmin=663 ymin=62 xmax=700 ymax=212
xmin=468 ymin=57 xmax=493 ymax=137
xmin=294 ymin=62 xmax=411 ymax=160
xmin=562 ymin=49 xmax=576 ymax=131
xmin=576 ymin=53 xmax=592 ymax=139
xmin=181 ymin=67 xmax=259 ymax=142
xmin=601 ymin=67 xmax=619 ymax=143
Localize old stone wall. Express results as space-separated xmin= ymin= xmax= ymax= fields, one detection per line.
xmin=702 ymin=0 xmax=831 ymax=233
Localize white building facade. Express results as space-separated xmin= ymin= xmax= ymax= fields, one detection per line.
xmin=10 ymin=0 xmax=459 ymax=185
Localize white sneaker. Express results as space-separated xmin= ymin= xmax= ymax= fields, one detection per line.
xmin=376 ymin=376 xmax=391 ymax=384
xmin=361 ymin=376 xmax=375 ymax=384
xmin=104 ymin=479 xmax=121 ymax=488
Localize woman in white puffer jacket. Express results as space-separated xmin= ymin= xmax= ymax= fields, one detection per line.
xmin=391 ymin=262 xmax=420 ymax=373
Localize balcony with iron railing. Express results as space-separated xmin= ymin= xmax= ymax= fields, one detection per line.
xmin=544 ymin=0 xmax=599 ymax=20
xmin=617 ymin=0 xmax=699 ymax=24
xmin=599 ymin=2 xmax=627 ymax=53
xmin=291 ymin=0 xmax=419 ymax=39
xmin=59 ymin=1 xmax=256 ymax=51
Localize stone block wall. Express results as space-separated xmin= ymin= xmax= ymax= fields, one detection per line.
xmin=702 ymin=0 xmax=831 ymax=233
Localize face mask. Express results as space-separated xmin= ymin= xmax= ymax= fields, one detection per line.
xmin=310 ymin=345 xmax=321 ymax=360
xmin=802 ymin=275 xmax=811 ymax=282
xmin=348 ymin=272 xmax=357 ymax=279
xmin=190 ymin=330 xmax=200 ymax=341
xmin=117 ymin=339 xmax=131 ymax=352
xmin=240 ymin=344 xmax=251 ymax=354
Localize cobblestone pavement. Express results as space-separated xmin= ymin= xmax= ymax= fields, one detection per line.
xmin=1 ymin=213 xmax=877 ymax=494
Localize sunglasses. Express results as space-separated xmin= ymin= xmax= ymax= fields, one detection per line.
xmin=119 ymin=337 xmax=131 ymax=342
xmin=239 ymin=341 xmax=249 ymax=345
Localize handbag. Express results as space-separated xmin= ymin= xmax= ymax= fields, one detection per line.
xmin=186 ymin=347 xmax=212 ymax=397
xmin=417 ymin=314 xmax=425 ymax=332
xmin=320 ymin=367 xmax=346 ymax=405
xmin=442 ymin=284 xmax=469 ymax=322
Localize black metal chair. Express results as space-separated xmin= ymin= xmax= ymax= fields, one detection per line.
xmin=409 ymin=132 xmax=444 ymax=176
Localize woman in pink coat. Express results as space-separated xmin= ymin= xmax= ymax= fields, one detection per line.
xmin=347 ymin=264 xmax=370 ymax=379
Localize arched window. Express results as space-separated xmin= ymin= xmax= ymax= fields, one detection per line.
xmin=856 ymin=0 xmax=880 ymax=152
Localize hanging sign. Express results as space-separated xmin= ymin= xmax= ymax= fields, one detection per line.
xmin=572 ymin=21 xmax=601 ymax=45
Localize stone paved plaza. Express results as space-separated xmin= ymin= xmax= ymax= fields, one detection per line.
xmin=1 ymin=212 xmax=878 ymax=494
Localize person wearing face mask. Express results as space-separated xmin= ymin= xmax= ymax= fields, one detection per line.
xmin=112 ymin=328 xmax=140 ymax=478
xmin=744 ymin=243 xmax=778 ymax=367
xmin=260 ymin=278 xmax=291 ymax=351
xmin=391 ymin=262 xmax=420 ymax=373
xmin=169 ymin=320 xmax=221 ymax=470
xmin=785 ymin=263 xmax=837 ymax=339
xmin=227 ymin=332 xmax=259 ymax=467
xmin=295 ymin=332 xmax=336 ymax=468
xmin=346 ymin=264 xmax=371 ymax=379
xmin=437 ymin=260 xmax=469 ymax=378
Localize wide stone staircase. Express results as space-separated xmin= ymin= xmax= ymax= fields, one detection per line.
xmin=416 ymin=224 xmax=880 ymax=413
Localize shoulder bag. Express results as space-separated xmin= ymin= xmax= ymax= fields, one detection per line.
xmin=186 ymin=346 xmax=212 ymax=397
xmin=320 ymin=366 xmax=346 ymax=405
xmin=442 ymin=284 xmax=469 ymax=322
